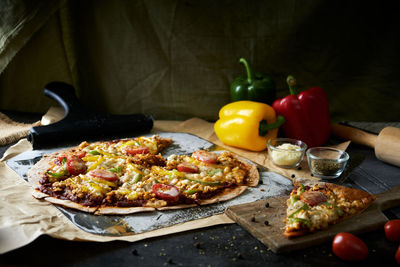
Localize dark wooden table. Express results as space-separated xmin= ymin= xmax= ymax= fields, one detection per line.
xmin=1 ymin=111 xmax=399 ymax=267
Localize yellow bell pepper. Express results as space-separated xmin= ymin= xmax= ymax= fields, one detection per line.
xmin=87 ymin=156 xmax=104 ymax=171
xmin=214 ymin=101 xmax=285 ymax=151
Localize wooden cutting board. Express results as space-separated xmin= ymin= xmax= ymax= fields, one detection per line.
xmin=225 ymin=186 xmax=400 ymax=254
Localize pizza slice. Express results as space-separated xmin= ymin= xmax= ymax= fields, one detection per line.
xmin=284 ymin=178 xmax=376 ymax=238
xmin=163 ymin=150 xmax=256 ymax=205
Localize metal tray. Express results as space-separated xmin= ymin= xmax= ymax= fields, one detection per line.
xmin=7 ymin=132 xmax=293 ymax=236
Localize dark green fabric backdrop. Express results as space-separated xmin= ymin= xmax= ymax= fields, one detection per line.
xmin=1 ymin=0 xmax=399 ymax=122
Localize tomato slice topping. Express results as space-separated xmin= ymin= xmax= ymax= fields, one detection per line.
xmin=152 ymin=184 xmax=180 ymax=202
xmin=66 ymin=155 xmax=87 ymax=175
xmin=192 ymin=150 xmax=217 ymax=164
xmin=124 ymin=146 xmax=149 ymax=156
xmin=58 ymin=155 xmax=67 ymax=163
xmin=75 ymin=150 xmax=87 ymax=158
xmin=88 ymin=169 xmax=118 ymax=182
xmin=300 ymin=191 xmax=328 ymax=207
xmin=177 ymin=162 xmax=199 ymax=173
xmin=58 ymin=151 xmax=86 ymax=163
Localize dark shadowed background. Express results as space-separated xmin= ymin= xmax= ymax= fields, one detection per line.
xmin=1 ymin=0 xmax=398 ymax=122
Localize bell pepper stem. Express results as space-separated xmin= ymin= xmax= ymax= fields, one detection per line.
xmin=259 ymin=115 xmax=285 ymax=136
xmin=286 ymin=75 xmax=299 ymax=95
xmin=239 ymin=58 xmax=253 ymax=84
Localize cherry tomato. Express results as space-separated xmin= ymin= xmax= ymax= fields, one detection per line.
xmin=125 ymin=146 xmax=149 ymax=156
xmin=88 ymin=169 xmax=118 ymax=182
xmin=152 ymin=184 xmax=180 ymax=202
xmin=395 ymin=244 xmax=400 ymax=264
xmin=177 ymin=162 xmax=199 ymax=173
xmin=384 ymin=219 xmax=400 ymax=242
xmin=332 ymin=232 xmax=368 ymax=262
xmin=66 ymin=155 xmax=87 ymax=175
xmin=192 ymin=150 xmax=217 ymax=164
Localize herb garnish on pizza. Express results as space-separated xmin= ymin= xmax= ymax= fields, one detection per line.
xmin=284 ymin=178 xmax=376 ymax=238
xmin=27 ymin=135 xmax=259 ymax=214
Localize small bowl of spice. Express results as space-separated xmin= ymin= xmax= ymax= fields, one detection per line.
xmin=306 ymin=147 xmax=349 ymax=179
xmin=267 ymin=138 xmax=307 ymax=168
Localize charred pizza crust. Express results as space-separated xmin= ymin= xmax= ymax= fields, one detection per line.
xmin=195 ymin=186 xmax=248 ymax=205
xmin=27 ymin=135 xmax=259 ymax=215
xmin=284 ymin=178 xmax=376 ymax=238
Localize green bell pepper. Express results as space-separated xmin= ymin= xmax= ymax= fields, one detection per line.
xmin=230 ymin=58 xmax=276 ymax=105
xmin=184 ymin=189 xmax=199 ymax=195
xmin=288 ymin=217 xmax=311 ymax=227
xmin=109 ymin=166 xmax=123 ymax=173
xmin=47 ymin=170 xmax=66 ymax=178
xmin=290 ymin=195 xmax=300 ymax=204
xmin=288 ymin=203 xmax=309 ymax=218
xmin=185 ymin=177 xmax=221 ymax=186
xmin=46 ymin=158 xmax=67 ymax=178
xmin=88 ymin=150 xmax=101 ymax=155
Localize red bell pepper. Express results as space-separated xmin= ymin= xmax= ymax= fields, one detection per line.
xmin=272 ymin=76 xmax=331 ymax=147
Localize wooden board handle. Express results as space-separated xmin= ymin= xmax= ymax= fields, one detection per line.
xmin=376 ymin=185 xmax=400 ymax=211
xmin=331 ymin=123 xmax=377 ymax=148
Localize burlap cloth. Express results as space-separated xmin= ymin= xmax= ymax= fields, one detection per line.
xmin=0 ymin=113 xmax=40 ymax=146
xmin=0 ymin=108 xmax=349 ymax=254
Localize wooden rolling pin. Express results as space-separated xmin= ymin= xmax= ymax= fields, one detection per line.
xmin=331 ymin=124 xmax=400 ymax=167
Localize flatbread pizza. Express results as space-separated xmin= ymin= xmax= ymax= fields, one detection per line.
xmin=27 ymin=135 xmax=259 ymax=214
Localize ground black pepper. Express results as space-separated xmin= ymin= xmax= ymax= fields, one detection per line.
xmin=310 ymin=159 xmax=344 ymax=176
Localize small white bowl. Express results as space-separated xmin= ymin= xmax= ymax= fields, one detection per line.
xmin=267 ymin=138 xmax=307 ymax=168
xmin=307 ymin=147 xmax=349 ymax=179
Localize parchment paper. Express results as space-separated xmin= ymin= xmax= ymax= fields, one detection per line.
xmin=0 ymin=110 xmax=349 ymax=254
